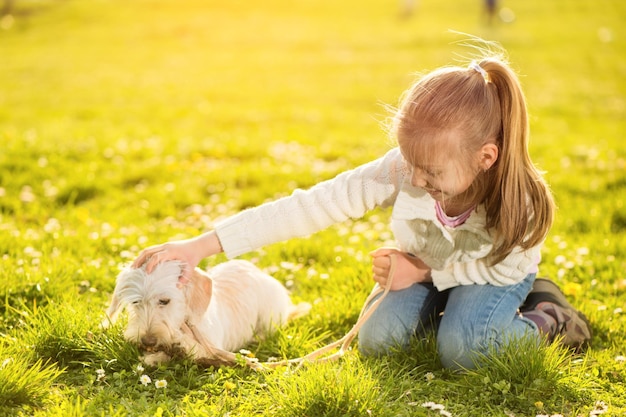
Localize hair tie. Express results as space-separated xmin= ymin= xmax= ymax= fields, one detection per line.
xmin=469 ymin=61 xmax=489 ymax=82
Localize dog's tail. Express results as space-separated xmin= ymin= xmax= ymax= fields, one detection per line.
xmin=288 ymin=301 xmax=312 ymax=321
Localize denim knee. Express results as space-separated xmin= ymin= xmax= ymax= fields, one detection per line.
xmin=358 ymin=312 xmax=412 ymax=356
xmin=437 ymin=324 xmax=489 ymax=370
xmin=357 ymin=283 xmax=437 ymax=357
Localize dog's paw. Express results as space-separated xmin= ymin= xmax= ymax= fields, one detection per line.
xmin=141 ymin=351 xmax=171 ymax=366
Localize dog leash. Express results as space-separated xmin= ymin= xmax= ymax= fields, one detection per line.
xmin=256 ymin=253 xmax=397 ymax=369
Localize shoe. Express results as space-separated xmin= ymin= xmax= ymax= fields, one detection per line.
xmin=520 ymin=278 xmax=592 ymax=352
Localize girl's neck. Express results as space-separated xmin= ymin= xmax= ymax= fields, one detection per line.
xmin=439 ymin=196 xmax=476 ymax=217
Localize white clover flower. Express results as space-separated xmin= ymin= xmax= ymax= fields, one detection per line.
xmin=155 ymin=379 xmax=167 ymax=389
xmin=589 ymin=400 xmax=609 ymax=416
xmin=420 ymin=401 xmax=453 ymax=416
xmin=136 ymin=364 xmax=145 ymax=373
xmin=96 ymin=369 xmax=106 ymax=382
xmin=279 ymin=261 xmax=297 ymax=270
xmin=140 ymin=374 xmax=152 ymax=386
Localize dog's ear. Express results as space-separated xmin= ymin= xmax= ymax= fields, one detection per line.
xmin=102 ymin=293 xmax=121 ymax=328
xmin=183 ymin=268 xmax=213 ymax=322
xmin=102 ymin=283 xmax=124 ymax=328
xmin=101 ymin=267 xmax=136 ymax=328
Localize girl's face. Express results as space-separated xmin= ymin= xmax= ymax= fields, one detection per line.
xmin=399 ymin=130 xmax=497 ymax=205
xmin=406 ymin=157 xmax=478 ymax=202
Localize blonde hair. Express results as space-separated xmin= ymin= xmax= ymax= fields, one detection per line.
xmin=393 ymin=55 xmax=555 ymax=264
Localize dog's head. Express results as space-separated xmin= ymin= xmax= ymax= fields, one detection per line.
xmin=104 ymin=260 xmax=213 ymax=355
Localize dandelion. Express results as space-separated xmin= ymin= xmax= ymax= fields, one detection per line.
xmin=140 ymin=374 xmax=152 ymax=386
xmin=96 ymin=369 xmax=106 ymax=382
xmin=155 ymin=379 xmax=168 ymax=389
xmin=563 ymin=282 xmax=581 ymax=297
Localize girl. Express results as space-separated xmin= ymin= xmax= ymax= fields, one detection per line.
xmin=132 ymin=53 xmax=591 ymax=370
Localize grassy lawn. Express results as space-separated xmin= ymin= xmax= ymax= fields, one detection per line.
xmin=1 ymin=0 xmax=625 ymax=415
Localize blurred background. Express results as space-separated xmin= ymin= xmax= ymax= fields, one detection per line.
xmin=1 ymin=0 xmax=624 ymax=266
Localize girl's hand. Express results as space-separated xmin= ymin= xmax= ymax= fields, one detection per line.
xmin=131 ymin=231 xmax=223 ymax=283
xmin=370 ymin=247 xmax=432 ymax=291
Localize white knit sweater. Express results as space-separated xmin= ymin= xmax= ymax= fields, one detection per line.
xmin=215 ymin=147 xmax=541 ymax=291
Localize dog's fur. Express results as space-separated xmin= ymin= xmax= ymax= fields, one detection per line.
xmin=104 ymin=259 xmax=310 ymax=366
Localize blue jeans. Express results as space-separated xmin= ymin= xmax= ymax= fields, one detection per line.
xmin=358 ymin=273 xmax=539 ymax=370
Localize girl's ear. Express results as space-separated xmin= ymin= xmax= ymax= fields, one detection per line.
xmin=478 ymin=143 xmax=499 ymax=171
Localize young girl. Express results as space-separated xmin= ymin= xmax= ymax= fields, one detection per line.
xmin=132 ymin=53 xmax=591 ymax=370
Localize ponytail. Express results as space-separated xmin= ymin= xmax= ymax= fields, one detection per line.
xmin=479 ymin=59 xmax=555 ymax=263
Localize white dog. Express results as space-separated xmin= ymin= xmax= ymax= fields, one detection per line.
xmin=104 ymin=259 xmax=310 ymax=367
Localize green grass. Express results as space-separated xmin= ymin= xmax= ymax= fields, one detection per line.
xmin=1 ymin=0 xmax=625 ymax=415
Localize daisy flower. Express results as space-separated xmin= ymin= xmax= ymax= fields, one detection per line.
xmin=140 ymin=374 xmax=152 ymax=386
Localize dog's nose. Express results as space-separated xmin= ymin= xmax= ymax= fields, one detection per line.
xmin=141 ymin=334 xmax=158 ymax=347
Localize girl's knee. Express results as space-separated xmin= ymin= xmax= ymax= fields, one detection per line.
xmin=357 ymin=284 xmax=431 ymax=356
xmin=358 ymin=315 xmax=412 ymax=356
xmin=437 ymin=325 xmax=488 ymax=370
